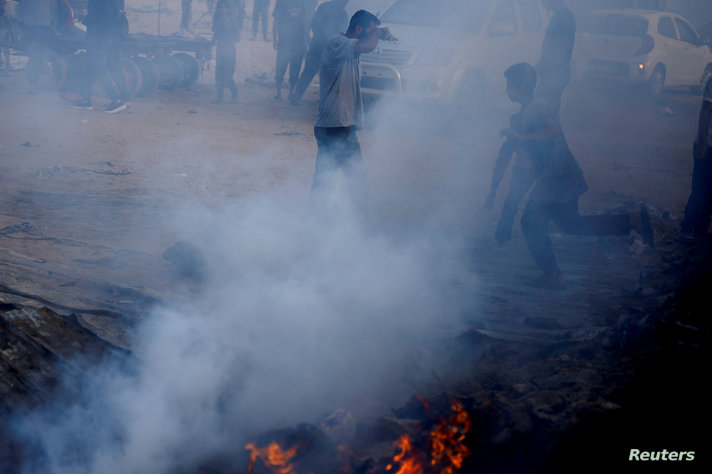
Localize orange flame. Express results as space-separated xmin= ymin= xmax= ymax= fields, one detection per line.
xmin=245 ymin=441 xmax=299 ymax=474
xmin=385 ymin=435 xmax=425 ymax=474
xmin=428 ymin=400 xmax=472 ymax=473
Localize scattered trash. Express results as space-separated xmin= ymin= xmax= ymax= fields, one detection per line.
xmin=188 ymin=109 xmax=198 ymax=114
xmin=22 ymin=142 xmax=31 ymax=147
xmin=274 ymin=131 xmax=300 ymax=136
xmin=660 ymin=106 xmax=675 ymax=116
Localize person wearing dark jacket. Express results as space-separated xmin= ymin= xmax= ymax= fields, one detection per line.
xmin=70 ymin=0 xmax=129 ymax=113
xmin=680 ymin=78 xmax=712 ymax=240
xmin=536 ymin=0 xmax=575 ymax=113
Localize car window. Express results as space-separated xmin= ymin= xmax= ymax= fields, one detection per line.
xmin=517 ymin=0 xmax=542 ymax=33
xmin=489 ymin=0 xmax=517 ymax=36
xmin=380 ymin=0 xmax=492 ymax=33
xmin=657 ymin=16 xmax=678 ymax=40
xmin=675 ymin=18 xmax=701 ymax=45
xmin=582 ymin=13 xmax=648 ymax=37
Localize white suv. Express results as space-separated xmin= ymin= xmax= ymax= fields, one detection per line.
xmin=575 ymin=9 xmax=712 ymax=96
xmin=359 ymin=0 xmax=548 ymax=118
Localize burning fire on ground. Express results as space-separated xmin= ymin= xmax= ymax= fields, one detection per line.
xmin=386 ymin=399 xmax=472 ymax=474
xmin=245 ymin=441 xmax=299 ymax=474
xmin=244 ymin=398 xmax=471 ymax=473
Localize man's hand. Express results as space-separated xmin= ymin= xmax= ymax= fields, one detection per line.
xmin=378 ymin=27 xmax=398 ymax=42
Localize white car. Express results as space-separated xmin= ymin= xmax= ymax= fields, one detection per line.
xmin=575 ymin=9 xmax=712 ymax=96
xmin=359 ymin=0 xmax=548 ymax=118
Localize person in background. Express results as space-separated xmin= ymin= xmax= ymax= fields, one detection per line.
xmin=18 ymin=0 xmax=57 ymax=91
xmin=250 ymin=0 xmax=270 ymax=41
xmin=536 ymin=0 xmax=575 ymax=113
xmin=501 ymin=63 xmax=653 ymax=288
xmin=679 ymin=78 xmax=712 ymax=241
xmin=309 ymin=10 xmax=396 ymax=214
xmin=271 ymin=0 xmax=306 ymax=101
xmin=1 ymin=0 xmax=20 ymax=69
xmin=70 ymin=0 xmax=130 ymax=113
xmin=290 ymin=0 xmax=349 ymax=105
xmin=212 ymin=0 xmax=242 ymax=103
xmin=181 ymin=0 xmax=193 ymax=35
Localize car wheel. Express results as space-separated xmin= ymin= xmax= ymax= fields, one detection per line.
xmin=454 ymin=70 xmax=486 ymax=121
xmin=647 ymin=65 xmax=665 ymax=98
xmin=154 ymin=54 xmax=183 ymax=91
xmin=171 ymin=52 xmax=200 ymax=88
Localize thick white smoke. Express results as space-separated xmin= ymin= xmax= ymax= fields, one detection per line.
xmin=15 ymin=140 xmax=480 ymax=472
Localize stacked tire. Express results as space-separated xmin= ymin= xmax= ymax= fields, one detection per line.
xmin=57 ymin=52 xmax=201 ymax=99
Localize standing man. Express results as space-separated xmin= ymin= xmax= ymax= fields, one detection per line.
xmin=310 ymin=10 xmax=396 ymax=212
xmin=250 ymin=0 xmax=270 ymax=41
xmin=70 ymin=0 xmax=130 ymax=113
xmin=272 ymin=0 xmax=307 ymax=101
xmin=536 ymin=0 xmax=575 ymax=113
xmin=290 ymin=0 xmax=349 ymax=105
xmin=680 ymin=78 xmax=712 ymax=240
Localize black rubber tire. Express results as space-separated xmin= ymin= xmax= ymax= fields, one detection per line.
xmin=117 ymin=56 xmax=142 ymax=98
xmin=133 ymin=56 xmax=159 ymax=97
xmin=154 ymin=54 xmax=183 ymax=91
xmin=171 ymin=52 xmax=200 ymax=88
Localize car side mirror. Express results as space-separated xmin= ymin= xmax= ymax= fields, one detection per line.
xmin=489 ymin=22 xmax=516 ymax=36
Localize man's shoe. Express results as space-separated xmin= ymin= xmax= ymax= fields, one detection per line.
xmin=104 ymin=100 xmax=128 ymax=114
xmin=69 ymin=100 xmax=93 ymax=110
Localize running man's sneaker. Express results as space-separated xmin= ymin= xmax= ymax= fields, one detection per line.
xmin=104 ymin=100 xmax=128 ymax=114
xmin=69 ymin=99 xmax=93 ymax=110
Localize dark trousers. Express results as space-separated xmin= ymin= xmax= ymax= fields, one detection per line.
xmin=680 ymin=151 xmax=712 ymax=236
xmin=292 ymin=41 xmax=325 ymax=101
xmin=275 ymin=42 xmax=304 ymax=90
xmin=215 ymin=42 xmax=237 ymax=100
xmin=310 ymin=126 xmax=368 ymax=211
xmin=252 ymin=0 xmax=269 ymax=37
xmin=80 ymin=37 xmax=128 ymax=103
xmin=496 ymin=159 xmax=536 ymax=243
xmin=521 ymin=198 xmax=631 ymax=274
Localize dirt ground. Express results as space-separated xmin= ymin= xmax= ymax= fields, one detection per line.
xmin=0 ymin=1 xmax=709 ymax=472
